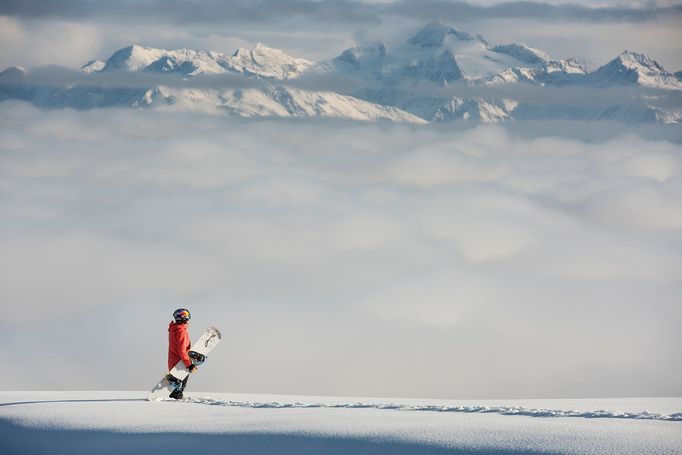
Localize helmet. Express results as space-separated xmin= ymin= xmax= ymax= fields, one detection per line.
xmin=173 ymin=308 xmax=191 ymax=323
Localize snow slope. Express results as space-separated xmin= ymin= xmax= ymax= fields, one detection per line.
xmin=1 ymin=392 xmax=681 ymax=454
xmin=153 ymin=85 xmax=427 ymax=123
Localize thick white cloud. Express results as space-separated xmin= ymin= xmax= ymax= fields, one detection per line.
xmin=0 ymin=103 xmax=681 ymax=398
xmin=0 ymin=16 xmax=103 ymax=69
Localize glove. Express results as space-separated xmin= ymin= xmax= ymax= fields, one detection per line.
xmin=188 ymin=364 xmax=198 ymax=373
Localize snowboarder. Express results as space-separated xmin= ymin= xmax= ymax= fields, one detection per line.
xmin=167 ymin=308 xmax=198 ymax=399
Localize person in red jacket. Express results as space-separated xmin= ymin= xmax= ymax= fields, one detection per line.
xmin=168 ymin=308 xmax=198 ymax=399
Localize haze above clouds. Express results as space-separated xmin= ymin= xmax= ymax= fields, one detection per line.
xmin=1 ymin=104 xmax=680 ymax=398
xmin=1 ymin=0 xmax=681 ymax=70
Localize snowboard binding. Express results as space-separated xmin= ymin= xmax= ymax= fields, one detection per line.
xmin=189 ymin=350 xmax=206 ymax=366
xmin=165 ymin=374 xmax=183 ymax=390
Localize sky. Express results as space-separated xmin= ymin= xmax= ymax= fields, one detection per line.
xmin=0 ymin=0 xmax=681 ymax=70
xmin=1 ymin=1 xmax=682 ymax=399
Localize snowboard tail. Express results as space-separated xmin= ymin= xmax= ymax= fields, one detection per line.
xmin=147 ymin=326 xmax=222 ymax=401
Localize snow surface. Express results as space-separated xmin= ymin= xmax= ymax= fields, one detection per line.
xmin=151 ymin=85 xmax=426 ymax=123
xmin=1 ymin=392 xmax=681 ymax=454
xmin=231 ymin=43 xmax=313 ymax=79
xmin=99 ymin=43 xmax=311 ymax=79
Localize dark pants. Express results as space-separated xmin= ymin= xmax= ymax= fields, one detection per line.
xmin=169 ymin=375 xmax=189 ymax=399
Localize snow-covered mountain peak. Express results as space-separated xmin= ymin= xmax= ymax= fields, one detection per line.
xmin=408 ymin=21 xmax=478 ymax=48
xmin=104 ymin=45 xmax=168 ymax=72
xmin=403 ymin=49 xmax=464 ymax=85
xmin=491 ymin=43 xmax=551 ymax=65
xmin=401 ymin=23 xmax=547 ymax=80
xmin=232 ymin=43 xmax=287 ymax=60
xmin=81 ymin=60 xmax=105 ymax=74
xmin=334 ymin=43 xmax=387 ymax=67
xmin=545 ymin=57 xmax=586 ymax=74
xmin=145 ymin=48 xmax=234 ymax=75
xmin=92 ymin=43 xmax=312 ymax=79
xmin=591 ymin=50 xmax=680 ymax=89
xmin=616 ymin=50 xmax=665 ymax=72
xmin=232 ymin=43 xmax=313 ymax=79
xmin=0 ymin=66 xmax=27 ymax=83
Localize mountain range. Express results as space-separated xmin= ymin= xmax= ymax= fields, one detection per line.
xmin=1 ymin=22 xmax=680 ymax=124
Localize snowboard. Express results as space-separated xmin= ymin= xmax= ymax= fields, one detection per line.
xmin=147 ymin=326 xmax=222 ymax=401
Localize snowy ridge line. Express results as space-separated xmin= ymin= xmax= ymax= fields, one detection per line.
xmin=181 ymin=396 xmax=682 ymax=422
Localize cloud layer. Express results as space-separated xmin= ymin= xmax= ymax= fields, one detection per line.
xmin=3 ymin=0 xmax=680 ymax=23
xmin=1 ymin=103 xmax=680 ymax=398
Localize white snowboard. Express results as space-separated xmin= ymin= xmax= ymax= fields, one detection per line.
xmin=148 ymin=326 xmax=222 ymax=401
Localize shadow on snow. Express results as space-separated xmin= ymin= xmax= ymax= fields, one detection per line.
xmin=0 ymin=419 xmax=560 ymax=455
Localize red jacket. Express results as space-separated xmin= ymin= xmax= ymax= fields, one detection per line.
xmin=168 ymin=322 xmax=192 ymax=370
